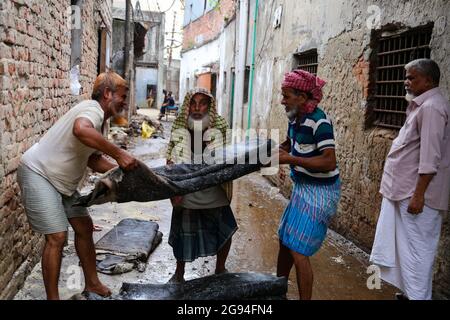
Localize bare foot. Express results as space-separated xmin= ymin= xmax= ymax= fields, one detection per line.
xmin=215 ymin=268 xmax=229 ymax=275
xmin=93 ymin=225 xmax=103 ymax=232
xmin=167 ymin=274 xmax=185 ymax=284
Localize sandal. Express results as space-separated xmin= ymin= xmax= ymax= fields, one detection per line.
xmin=81 ymin=290 xmax=112 ymax=300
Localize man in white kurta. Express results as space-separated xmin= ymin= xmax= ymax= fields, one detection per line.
xmin=370 ymin=59 xmax=450 ymax=300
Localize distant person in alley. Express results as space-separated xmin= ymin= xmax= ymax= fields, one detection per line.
xmin=158 ymin=90 xmax=176 ymax=120
xmin=370 ymin=59 xmax=450 ymax=300
xmin=17 ymin=71 xmax=138 ymax=300
xmin=165 ymin=88 xmax=235 ymax=284
xmin=276 ymin=69 xmax=341 ymax=300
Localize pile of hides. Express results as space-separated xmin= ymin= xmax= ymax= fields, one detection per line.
xmin=95 ymin=219 xmax=163 ymax=275
xmin=78 ymin=273 xmax=288 ymax=300
xmin=74 ymin=138 xmax=274 ymax=207
xmin=120 ymin=273 xmax=288 ymax=300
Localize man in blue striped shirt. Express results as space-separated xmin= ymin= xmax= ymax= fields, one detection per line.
xmin=286 ymin=107 xmax=340 ymax=184
xmin=276 ymin=70 xmax=341 ymax=300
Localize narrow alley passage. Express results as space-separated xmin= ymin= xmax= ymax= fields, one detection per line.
xmin=1 ymin=0 xmax=449 ymax=303
xmin=14 ymin=111 xmax=396 ymax=300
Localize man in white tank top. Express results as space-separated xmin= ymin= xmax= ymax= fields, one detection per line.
xmin=18 ymin=71 xmax=138 ymax=299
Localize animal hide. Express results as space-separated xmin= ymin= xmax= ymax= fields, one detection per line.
xmin=74 ymin=139 xmax=274 ymax=207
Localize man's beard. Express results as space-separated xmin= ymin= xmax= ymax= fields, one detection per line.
xmin=405 ymin=90 xmax=416 ymax=103
xmin=286 ymin=108 xmax=298 ymax=122
xmin=188 ymin=114 xmax=210 ymax=131
xmin=109 ymin=98 xmax=124 ymax=117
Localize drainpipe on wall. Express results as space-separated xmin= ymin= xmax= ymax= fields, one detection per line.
xmin=232 ymin=0 xmax=249 ymax=141
xmin=229 ymin=71 xmax=236 ymax=127
xmin=124 ymin=0 xmax=132 ymax=80
xmin=124 ymin=0 xmax=134 ymax=120
xmin=246 ymin=0 xmax=259 ymax=134
xmin=157 ymin=15 xmax=166 ymax=111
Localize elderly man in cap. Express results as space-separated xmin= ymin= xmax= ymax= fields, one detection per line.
xmin=165 ymin=88 xmax=235 ymax=284
xmin=276 ymin=69 xmax=341 ymax=300
xmin=370 ymin=59 xmax=450 ymax=300
xmin=17 ymin=71 xmax=138 ymax=299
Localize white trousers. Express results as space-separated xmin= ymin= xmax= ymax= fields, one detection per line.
xmin=370 ymin=197 xmax=442 ymax=300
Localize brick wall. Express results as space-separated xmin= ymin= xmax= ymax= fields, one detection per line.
xmin=79 ymin=0 xmax=112 ymax=99
xmin=0 ymin=0 xmax=112 ymax=300
xmin=182 ymin=0 xmax=235 ymax=52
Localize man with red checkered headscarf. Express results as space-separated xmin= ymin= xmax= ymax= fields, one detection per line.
xmin=276 ymin=69 xmax=341 ymax=300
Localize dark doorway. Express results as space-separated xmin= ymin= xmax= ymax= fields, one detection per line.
xmin=211 ymin=73 xmax=218 ymax=99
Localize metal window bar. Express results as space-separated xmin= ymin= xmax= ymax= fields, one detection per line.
xmin=296 ymin=50 xmax=318 ymax=75
xmin=373 ymin=26 xmax=433 ymax=129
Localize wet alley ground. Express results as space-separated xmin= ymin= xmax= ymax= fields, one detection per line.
xmin=14 ymin=109 xmax=396 ymax=300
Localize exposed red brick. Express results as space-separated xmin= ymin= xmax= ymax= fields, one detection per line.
xmin=182 ymin=0 xmax=236 ymax=51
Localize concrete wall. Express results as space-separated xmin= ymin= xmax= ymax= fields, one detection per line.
xmin=179 ymin=38 xmax=221 ymax=101
xmin=136 ymin=11 xmax=164 ymax=65
xmin=139 ymin=23 xmax=162 ymax=65
xmin=217 ymin=18 xmax=236 ymax=123
xmin=180 ymin=0 xmax=236 ymax=105
xmin=135 ymin=66 xmax=158 ymax=106
xmin=0 ymin=0 xmax=112 ymax=299
xmin=165 ymin=59 xmax=181 ymax=103
xmin=112 ymin=7 xmax=165 ymax=110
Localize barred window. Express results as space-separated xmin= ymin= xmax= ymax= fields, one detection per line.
xmin=371 ymin=25 xmax=433 ymax=129
xmin=294 ymin=49 xmax=318 ymax=75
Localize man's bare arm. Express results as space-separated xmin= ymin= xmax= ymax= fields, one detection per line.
xmin=87 ymin=154 xmax=117 ymax=174
xmin=280 ymin=137 xmax=291 ymax=152
xmin=73 ymin=118 xmax=137 ymax=170
xmin=279 ymin=148 xmax=337 ymax=172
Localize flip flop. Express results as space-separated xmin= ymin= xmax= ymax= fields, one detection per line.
xmin=81 ymin=290 xmax=112 ymax=300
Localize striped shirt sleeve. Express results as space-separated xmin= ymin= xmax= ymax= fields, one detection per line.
xmin=314 ymin=119 xmax=335 ymax=151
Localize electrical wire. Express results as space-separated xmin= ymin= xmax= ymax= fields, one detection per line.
xmin=155 ymin=0 xmax=177 ymax=13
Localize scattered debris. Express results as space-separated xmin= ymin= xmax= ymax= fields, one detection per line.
xmin=128 ymin=114 xmax=163 ymax=138
xmin=109 ymin=127 xmax=130 ymax=149
xmin=141 ymin=121 xmax=155 ymax=139
xmin=331 ymin=256 xmax=345 ymax=265
xmin=109 ymin=114 xmax=164 ymax=148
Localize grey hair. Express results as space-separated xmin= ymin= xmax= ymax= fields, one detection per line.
xmin=405 ymin=59 xmax=441 ymax=86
